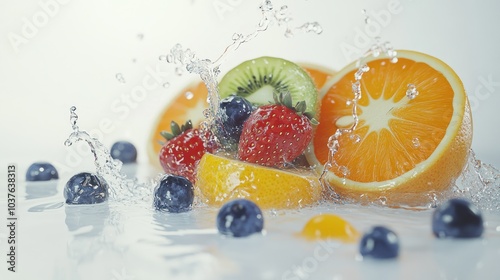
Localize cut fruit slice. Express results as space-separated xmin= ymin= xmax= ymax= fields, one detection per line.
xmin=218 ymin=57 xmax=319 ymax=115
xmin=195 ymin=153 xmax=322 ymax=209
xmin=147 ymin=65 xmax=335 ymax=168
xmin=147 ymin=81 xmax=208 ymax=166
xmin=300 ymin=214 xmax=359 ymax=243
xmin=306 ymin=50 xmax=473 ymax=206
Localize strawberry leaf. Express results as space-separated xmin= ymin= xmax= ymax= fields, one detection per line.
xmin=171 ymin=121 xmax=181 ymax=136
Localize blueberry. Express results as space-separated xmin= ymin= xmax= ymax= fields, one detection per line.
xmin=216 ymin=199 xmax=264 ymax=237
xmin=220 ymin=96 xmax=253 ymax=145
xmin=432 ymin=198 xmax=484 ymax=238
xmin=110 ymin=141 xmax=137 ymax=163
xmin=154 ymin=175 xmax=194 ymax=213
xmin=26 ymin=162 xmax=59 ymax=181
xmin=64 ymin=172 xmax=109 ymax=205
xmin=359 ymin=226 xmax=399 ymax=259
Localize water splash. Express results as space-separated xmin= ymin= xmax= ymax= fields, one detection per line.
xmin=160 ymin=0 xmax=322 ymax=148
xmin=450 ymin=150 xmax=500 ymax=211
xmin=318 ymin=9 xmax=400 ymax=202
xmin=64 ymin=107 xmax=153 ymax=203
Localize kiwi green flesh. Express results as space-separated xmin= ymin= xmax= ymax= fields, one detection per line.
xmin=218 ymin=56 xmax=318 ymax=115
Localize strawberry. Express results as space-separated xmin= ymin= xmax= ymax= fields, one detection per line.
xmin=238 ymin=93 xmax=315 ymax=167
xmin=159 ymin=120 xmax=215 ymax=183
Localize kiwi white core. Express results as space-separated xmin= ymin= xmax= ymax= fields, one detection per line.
xmin=246 ymin=85 xmax=275 ymax=105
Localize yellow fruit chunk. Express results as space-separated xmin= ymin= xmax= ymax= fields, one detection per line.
xmin=195 ymin=153 xmax=322 ymax=209
xmin=300 ymin=214 xmax=359 ymax=242
xmin=306 ymin=50 xmax=473 ymax=206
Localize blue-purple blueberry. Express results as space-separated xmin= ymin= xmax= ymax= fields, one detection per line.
xmin=26 ymin=162 xmax=59 ymax=181
xmin=359 ymin=226 xmax=399 ymax=259
xmin=432 ymin=198 xmax=484 ymax=238
xmin=110 ymin=141 xmax=137 ymax=164
xmin=216 ymin=199 xmax=264 ymax=237
xmin=64 ymin=172 xmax=109 ymax=204
xmin=154 ymin=175 xmax=194 ymax=213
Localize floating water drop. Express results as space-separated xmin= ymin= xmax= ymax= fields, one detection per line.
xmin=185 ymin=91 xmax=194 ymax=100
xmin=137 ymin=33 xmax=144 ymax=40
xmin=412 ymin=137 xmax=420 ymax=148
xmin=406 ymin=83 xmax=419 ymax=100
xmin=378 ymin=196 xmax=387 ymax=205
xmin=175 ymin=67 xmax=184 ymax=76
xmin=64 ymin=107 xmax=153 ymax=202
xmin=339 ymin=166 xmax=350 ymax=177
xmin=297 ymin=22 xmax=323 ymax=34
xmin=159 ymin=55 xmax=168 ymax=61
xmin=162 ymin=82 xmax=170 ymax=88
xmin=350 ymin=134 xmax=361 ymax=143
xmin=115 ymin=73 xmax=126 ymax=84
xmin=354 ymin=65 xmax=369 ymax=81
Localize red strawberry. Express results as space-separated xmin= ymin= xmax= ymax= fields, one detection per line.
xmin=238 ymin=93 xmax=315 ymax=167
xmin=159 ymin=120 xmax=215 ymax=183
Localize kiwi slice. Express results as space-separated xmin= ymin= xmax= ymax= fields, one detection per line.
xmin=218 ymin=56 xmax=319 ymax=115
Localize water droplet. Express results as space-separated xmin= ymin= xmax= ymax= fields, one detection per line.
xmin=406 ymin=83 xmax=419 ymax=100
xmin=137 ymin=33 xmax=144 ymax=40
xmin=361 ymin=9 xmax=370 ymax=24
xmin=175 ymin=67 xmax=184 ymax=76
xmin=159 ymin=55 xmax=168 ymax=61
xmin=115 ymin=73 xmax=126 ymax=83
xmin=162 ymin=82 xmax=170 ymax=88
xmin=412 ymin=137 xmax=420 ymax=148
xmin=166 ymin=54 xmax=174 ymax=63
xmin=496 ymin=226 xmax=500 ymax=232
xmin=338 ymin=166 xmax=350 ymax=177
xmin=69 ymin=106 xmax=79 ymax=132
xmin=185 ymin=91 xmax=194 ymax=100
xmin=378 ymin=196 xmax=387 ymax=205
xmin=297 ymin=22 xmax=323 ymax=34
xmin=132 ymin=58 xmax=137 ymax=63
xmin=354 ymin=65 xmax=369 ymax=81
xmin=350 ymin=134 xmax=361 ymax=143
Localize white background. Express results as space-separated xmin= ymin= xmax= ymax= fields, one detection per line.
xmin=1 ymin=0 xmax=499 ymax=177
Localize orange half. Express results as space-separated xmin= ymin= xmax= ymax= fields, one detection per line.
xmin=306 ymin=50 xmax=472 ymax=206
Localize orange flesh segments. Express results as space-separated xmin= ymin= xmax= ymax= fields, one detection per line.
xmin=306 ymin=50 xmax=472 ymax=206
